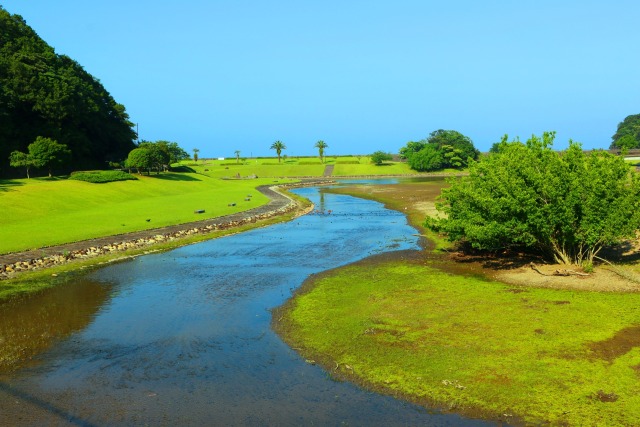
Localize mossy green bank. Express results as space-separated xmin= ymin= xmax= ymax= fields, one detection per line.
xmin=275 ymin=255 xmax=640 ymax=426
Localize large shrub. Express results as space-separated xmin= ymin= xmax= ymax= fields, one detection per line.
xmin=427 ymin=132 xmax=640 ymax=265
xmin=69 ymin=170 xmax=137 ymax=183
xmin=406 ymin=144 xmax=443 ymax=171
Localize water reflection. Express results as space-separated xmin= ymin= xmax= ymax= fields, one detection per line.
xmin=0 ymin=280 xmax=111 ymax=373
xmin=0 ymin=188 xmax=498 ymax=426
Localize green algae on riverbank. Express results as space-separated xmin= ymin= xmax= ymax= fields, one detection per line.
xmin=273 ymin=252 xmax=640 ymax=426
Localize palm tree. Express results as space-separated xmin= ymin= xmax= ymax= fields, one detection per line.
xmin=314 ymin=140 xmax=328 ymax=163
xmin=234 ymin=150 xmax=241 ymax=164
xmin=270 ymin=140 xmax=286 ymax=163
xmin=193 ymin=148 xmax=200 ymax=162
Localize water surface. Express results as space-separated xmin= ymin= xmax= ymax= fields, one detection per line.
xmin=0 ymin=187 xmax=497 ymax=426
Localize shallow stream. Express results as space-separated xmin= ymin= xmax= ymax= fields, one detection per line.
xmin=0 ymin=186 xmax=497 ymax=426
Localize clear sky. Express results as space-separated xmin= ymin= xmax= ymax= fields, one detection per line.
xmin=2 ymin=1 xmax=639 ymax=157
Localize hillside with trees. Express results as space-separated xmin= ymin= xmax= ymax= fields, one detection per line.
xmin=0 ymin=6 xmax=136 ymax=177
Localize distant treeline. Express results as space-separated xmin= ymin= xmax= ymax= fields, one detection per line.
xmin=0 ymin=6 xmax=136 ymax=178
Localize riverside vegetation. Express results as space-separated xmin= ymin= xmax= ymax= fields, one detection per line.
xmin=274 ymin=178 xmax=640 ymax=426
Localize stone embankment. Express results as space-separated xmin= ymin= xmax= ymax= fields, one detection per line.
xmin=0 ymin=180 xmax=330 ymax=280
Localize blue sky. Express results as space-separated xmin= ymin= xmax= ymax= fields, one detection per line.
xmin=3 ymin=1 xmax=639 ymax=157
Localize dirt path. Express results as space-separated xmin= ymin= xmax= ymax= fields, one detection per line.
xmin=0 ymin=181 xmax=324 ymax=272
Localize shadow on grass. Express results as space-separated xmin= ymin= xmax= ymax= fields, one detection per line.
xmin=0 ymin=180 xmax=24 ymax=192
xmin=148 ymin=172 xmax=201 ymax=181
xmin=170 ymin=165 xmax=196 ymax=173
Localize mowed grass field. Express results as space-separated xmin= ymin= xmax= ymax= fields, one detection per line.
xmin=189 ymin=156 xmax=421 ymax=178
xmin=0 ymin=172 xmax=285 ymax=254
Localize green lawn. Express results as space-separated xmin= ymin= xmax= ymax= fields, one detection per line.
xmin=0 ymin=172 xmax=287 ymax=254
xmin=278 ymin=258 xmax=640 ymax=426
xmin=187 ymin=156 xmax=424 ymax=177
xmin=191 ymin=159 xmax=326 ymax=178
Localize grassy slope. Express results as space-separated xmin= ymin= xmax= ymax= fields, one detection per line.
xmin=0 ymin=173 xmax=286 ymax=254
xmin=281 ymin=259 xmax=640 ymax=426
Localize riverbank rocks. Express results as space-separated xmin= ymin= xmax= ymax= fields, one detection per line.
xmin=0 ymin=180 xmax=332 ymax=280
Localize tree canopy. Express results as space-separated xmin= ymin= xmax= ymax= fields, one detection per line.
xmin=9 ymin=136 xmax=70 ymax=178
xmin=0 ymin=6 xmax=136 ymax=177
xmin=315 ymin=140 xmax=328 ymax=163
xmin=427 ymin=132 xmax=640 ymax=265
xmin=401 ymin=130 xmax=479 ymax=172
xmin=124 ymin=140 xmax=187 ymax=174
xmin=270 ymin=141 xmax=286 ymax=163
xmin=610 ymin=114 xmax=640 ymax=150
xmin=370 ymin=151 xmax=392 ymax=165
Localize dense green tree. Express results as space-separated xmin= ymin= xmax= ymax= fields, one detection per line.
xmin=136 ymin=142 xmax=170 ymax=172
xmin=406 ymin=144 xmax=443 ymax=171
xmin=370 ymin=151 xmax=393 ymax=165
xmin=9 ymin=150 xmax=34 ymax=179
xmin=427 ymin=132 xmax=640 ymax=265
xmin=270 ymin=140 xmax=286 ymax=163
xmin=0 ymin=7 xmax=136 ymax=177
xmin=27 ymin=136 xmax=71 ymax=177
xmin=126 ymin=148 xmax=155 ymax=175
xmin=154 ymin=141 xmax=189 ymax=164
xmin=399 ymin=140 xmax=427 ymax=160
xmin=314 ymin=140 xmax=328 ymax=163
xmin=616 ymin=134 xmax=638 ymax=151
xmin=610 ymin=114 xmax=640 ymax=149
xmin=488 ymin=135 xmax=514 ymax=154
xmin=425 ymin=129 xmax=479 ymax=168
xmin=400 ymin=130 xmax=479 ymax=171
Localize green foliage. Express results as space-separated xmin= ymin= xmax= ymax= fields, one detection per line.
xmin=9 ymin=150 xmax=34 ymax=179
xmin=125 ymin=146 xmax=167 ymax=175
xmin=0 ymin=7 xmax=136 ymax=177
xmin=616 ymin=134 xmax=637 ymax=151
xmin=427 ymin=132 xmax=640 ymax=264
xmin=425 ymin=129 xmax=479 ymax=168
xmin=68 ymin=170 xmax=137 ymax=183
xmin=151 ymin=140 xmax=189 ymax=164
xmin=610 ymin=113 xmax=640 ymax=149
xmin=406 ymin=144 xmax=443 ymax=171
xmin=270 ymin=140 xmax=286 ymax=163
xmin=27 ymin=136 xmax=71 ymax=177
xmin=193 ymin=148 xmax=199 ymax=162
xmin=370 ymin=151 xmax=393 ymax=165
xmin=9 ymin=136 xmax=70 ymax=178
xmin=314 ymin=140 xmax=328 ymax=163
xmin=488 ymin=134 xmax=515 ymax=153
xmin=401 ymin=130 xmax=479 ymax=172
xmin=399 ymin=140 xmax=426 ymax=160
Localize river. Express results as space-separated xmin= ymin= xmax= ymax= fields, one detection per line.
xmin=0 ymin=186 xmax=498 ymax=426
